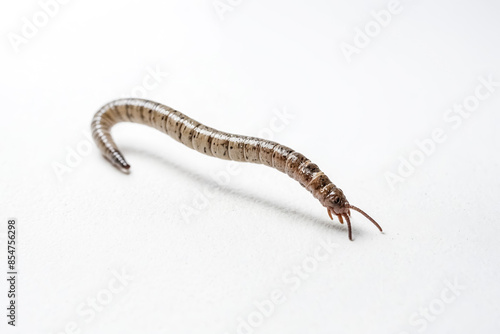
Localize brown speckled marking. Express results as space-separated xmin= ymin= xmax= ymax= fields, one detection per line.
xmin=91 ymin=98 xmax=383 ymax=240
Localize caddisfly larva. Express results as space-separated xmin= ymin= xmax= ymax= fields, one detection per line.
xmin=91 ymin=98 xmax=383 ymax=240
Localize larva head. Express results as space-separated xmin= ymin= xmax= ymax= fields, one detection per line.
xmin=325 ymin=188 xmax=350 ymax=216
xmin=325 ymin=188 xmax=383 ymax=241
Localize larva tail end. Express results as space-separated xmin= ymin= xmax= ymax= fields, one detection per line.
xmin=116 ymin=161 xmax=131 ymax=174
xmin=105 ymin=151 xmax=131 ymax=174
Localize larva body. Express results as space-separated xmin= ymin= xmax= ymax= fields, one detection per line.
xmin=91 ymin=98 xmax=382 ymax=240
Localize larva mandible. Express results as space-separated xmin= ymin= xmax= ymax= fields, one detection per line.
xmin=91 ymin=98 xmax=383 ymax=240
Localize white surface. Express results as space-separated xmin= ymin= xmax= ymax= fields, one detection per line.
xmin=1 ymin=0 xmax=500 ymax=333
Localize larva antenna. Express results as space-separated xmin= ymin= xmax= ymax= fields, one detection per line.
xmin=343 ymin=214 xmax=353 ymax=241
xmin=348 ymin=205 xmax=383 ymax=232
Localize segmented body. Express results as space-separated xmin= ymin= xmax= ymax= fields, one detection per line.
xmin=91 ymin=98 xmax=382 ymax=240
xmin=92 ymin=98 xmax=338 ymax=205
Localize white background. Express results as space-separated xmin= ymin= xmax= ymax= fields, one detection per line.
xmin=1 ymin=0 xmax=499 ymax=333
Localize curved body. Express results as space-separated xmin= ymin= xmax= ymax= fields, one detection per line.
xmin=91 ymin=98 xmax=382 ymax=240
